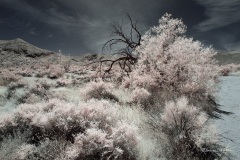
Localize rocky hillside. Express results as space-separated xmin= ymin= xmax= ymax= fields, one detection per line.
xmin=0 ymin=38 xmax=57 ymax=67
xmin=0 ymin=38 xmax=118 ymax=68
xmin=0 ymin=38 xmax=54 ymax=58
xmin=215 ymin=50 xmax=240 ymax=65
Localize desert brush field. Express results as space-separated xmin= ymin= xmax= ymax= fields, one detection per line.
xmin=0 ymin=14 xmax=240 ymax=160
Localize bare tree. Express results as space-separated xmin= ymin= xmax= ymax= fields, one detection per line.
xmin=90 ymin=12 xmax=142 ymax=75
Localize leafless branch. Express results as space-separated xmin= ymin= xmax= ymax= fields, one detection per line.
xmin=95 ymin=12 xmax=142 ymax=75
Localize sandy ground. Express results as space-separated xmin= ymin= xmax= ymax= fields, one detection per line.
xmin=215 ymin=74 xmax=240 ymax=159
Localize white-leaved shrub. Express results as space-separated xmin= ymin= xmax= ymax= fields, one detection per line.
xmin=0 ymin=99 xmax=139 ymax=159
xmin=82 ymin=78 xmax=119 ymax=102
xmin=160 ymin=97 xmax=226 ymax=159
xmin=131 ymin=87 xmax=151 ymax=105
xmin=122 ymin=13 xmax=220 ymax=114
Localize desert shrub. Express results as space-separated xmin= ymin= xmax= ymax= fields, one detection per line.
xmin=5 ymin=80 xmax=27 ymax=99
xmin=28 ymin=83 xmax=48 ymax=97
xmin=37 ymin=79 xmax=52 ymax=90
xmin=57 ymin=50 xmax=72 ymax=72
xmin=82 ymin=78 xmax=119 ymax=102
xmin=102 ymin=65 xmax=128 ymax=83
xmin=84 ymin=54 xmax=98 ymax=61
xmin=23 ymin=139 xmax=70 ymax=160
xmin=122 ymin=13 xmax=220 ymax=114
xmin=64 ymin=126 xmax=137 ymax=159
xmin=15 ymin=82 xmax=51 ymax=104
xmin=20 ymin=93 xmax=43 ymax=104
xmin=69 ymin=65 xmax=86 ymax=74
xmin=220 ymin=68 xmax=230 ymax=76
xmin=0 ymin=129 xmax=30 ymax=160
xmin=219 ymin=63 xmax=240 ymax=76
xmin=153 ymin=97 xmax=226 ymax=159
xmin=0 ymin=69 xmax=21 ymax=86
xmin=0 ymin=128 xmax=68 ymax=160
xmin=0 ymin=99 xmax=139 ymax=159
xmin=131 ymin=87 xmax=151 ymax=106
xmin=16 ymin=143 xmax=36 ymax=160
xmin=47 ymin=65 xmax=65 ymax=79
xmin=7 ymin=80 xmax=26 ymax=91
xmin=35 ymin=69 xmax=48 ymax=78
xmin=16 ymin=67 xmax=33 ymax=77
xmin=56 ymin=78 xmax=72 ymax=87
xmin=0 ymin=94 xmax=6 ymax=106
xmin=62 ymin=55 xmax=71 ymax=72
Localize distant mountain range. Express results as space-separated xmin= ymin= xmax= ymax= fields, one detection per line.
xmin=0 ymin=38 xmax=240 ymax=67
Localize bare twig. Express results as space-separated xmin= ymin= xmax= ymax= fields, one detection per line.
xmin=90 ymin=12 xmax=142 ymax=76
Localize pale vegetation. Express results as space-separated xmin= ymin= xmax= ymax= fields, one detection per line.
xmin=0 ymin=13 xmax=232 ymax=159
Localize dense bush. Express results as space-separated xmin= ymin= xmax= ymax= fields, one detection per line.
xmin=82 ymin=78 xmax=119 ymax=102
xmin=160 ymin=97 xmax=225 ymax=159
xmin=0 ymin=99 xmax=139 ymax=159
xmin=16 ymin=67 xmax=33 ymax=77
xmin=120 ymin=13 xmax=227 ymax=159
xmin=47 ymin=65 xmax=65 ymax=79
xmin=0 ymin=69 xmax=21 ymax=86
xmin=0 ymin=129 xmax=30 ymax=160
xmin=0 ymin=13 xmax=230 ymax=160
xmin=122 ymin=14 xmax=220 ymax=114
xmin=56 ymin=78 xmax=73 ymax=87
xmin=219 ymin=63 xmax=240 ymax=76
xmin=5 ymin=80 xmax=27 ymax=99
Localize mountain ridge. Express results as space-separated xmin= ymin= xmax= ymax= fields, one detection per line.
xmin=0 ymin=38 xmax=57 ymax=67
xmin=0 ymin=38 xmax=54 ymax=58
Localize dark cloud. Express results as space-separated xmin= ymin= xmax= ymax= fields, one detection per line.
xmin=0 ymin=0 xmax=240 ymax=55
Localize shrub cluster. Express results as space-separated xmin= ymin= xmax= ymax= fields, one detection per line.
xmin=47 ymin=65 xmax=65 ymax=79
xmin=82 ymin=78 xmax=119 ymax=102
xmin=219 ymin=63 xmax=240 ymax=76
xmin=160 ymin=97 xmax=225 ymax=159
xmin=0 ymin=69 xmax=21 ymax=86
xmin=0 ymin=99 xmax=139 ymax=159
xmin=122 ymin=14 xmax=220 ymax=114
xmin=120 ymin=13 xmax=227 ymax=159
xmin=0 ymin=13 xmax=229 ymax=160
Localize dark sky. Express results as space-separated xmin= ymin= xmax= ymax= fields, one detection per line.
xmin=1 ymin=0 xmax=240 ymax=55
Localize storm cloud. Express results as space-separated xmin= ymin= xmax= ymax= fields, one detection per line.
xmin=0 ymin=0 xmax=240 ymax=54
